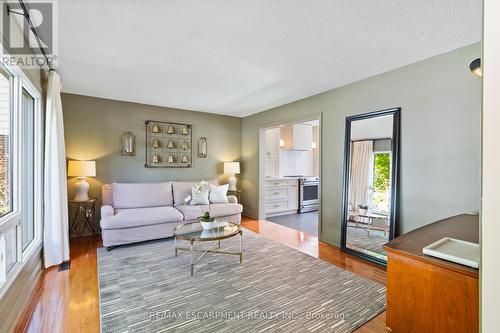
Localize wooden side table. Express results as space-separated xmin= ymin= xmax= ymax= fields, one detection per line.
xmin=68 ymin=198 xmax=97 ymax=237
xmin=227 ymin=189 xmax=242 ymax=203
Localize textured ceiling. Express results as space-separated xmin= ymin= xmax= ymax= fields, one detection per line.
xmin=57 ymin=0 xmax=482 ymax=117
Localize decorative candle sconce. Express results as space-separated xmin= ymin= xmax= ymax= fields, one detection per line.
xmin=120 ymin=131 xmax=136 ymax=156
xmin=198 ymin=137 xmax=207 ymax=158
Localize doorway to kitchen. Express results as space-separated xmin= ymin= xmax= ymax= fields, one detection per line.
xmin=258 ymin=117 xmax=321 ymax=237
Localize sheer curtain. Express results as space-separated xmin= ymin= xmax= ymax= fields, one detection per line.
xmin=348 ymin=141 xmax=373 ymax=212
xmin=43 ymin=71 xmax=69 ymax=268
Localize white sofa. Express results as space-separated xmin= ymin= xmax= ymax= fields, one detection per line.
xmin=100 ymin=180 xmax=242 ymax=249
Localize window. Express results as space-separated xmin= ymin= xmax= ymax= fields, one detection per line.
xmin=0 ymin=67 xmax=12 ymax=217
xmin=21 ymin=89 xmax=35 ymax=249
xmin=0 ymin=63 xmax=42 ymax=296
xmin=5 ymin=227 xmax=17 ymax=273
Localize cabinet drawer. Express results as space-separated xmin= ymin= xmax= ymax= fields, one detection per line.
xmin=265 ymin=187 xmax=288 ymax=199
xmin=266 ymin=180 xmax=289 ymax=187
xmin=265 ymin=200 xmax=289 ymax=212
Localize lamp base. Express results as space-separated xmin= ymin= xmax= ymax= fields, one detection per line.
xmin=73 ymin=177 xmax=90 ymax=202
xmin=228 ymin=174 xmax=237 ymax=191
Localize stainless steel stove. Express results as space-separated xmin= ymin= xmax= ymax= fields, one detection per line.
xmin=283 ymin=176 xmax=319 ymax=213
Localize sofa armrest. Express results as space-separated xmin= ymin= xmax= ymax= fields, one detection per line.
xmin=227 ymin=195 xmax=238 ymax=204
xmin=101 ymin=205 xmax=115 ymax=219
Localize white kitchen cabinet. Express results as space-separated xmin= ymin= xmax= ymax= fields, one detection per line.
xmin=280 ymin=124 xmax=313 ymax=151
xmin=265 ymin=159 xmax=278 ymax=179
xmin=264 ymin=127 xmax=280 ymax=179
xmin=289 ymin=181 xmax=298 ymax=210
xmin=265 ymin=127 xmax=280 ymax=159
xmin=264 ymin=179 xmax=299 ymax=217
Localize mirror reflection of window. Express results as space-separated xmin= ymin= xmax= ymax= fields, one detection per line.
xmin=372 ymin=139 xmax=392 ymax=214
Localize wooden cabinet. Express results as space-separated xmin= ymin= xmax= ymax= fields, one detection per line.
xmin=383 ymin=214 xmax=479 ymax=333
xmin=264 ymin=179 xmax=299 ymax=217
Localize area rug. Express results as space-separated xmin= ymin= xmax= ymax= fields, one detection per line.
xmin=97 ymin=229 xmax=385 ymax=333
xmin=346 ymin=225 xmax=388 ymax=257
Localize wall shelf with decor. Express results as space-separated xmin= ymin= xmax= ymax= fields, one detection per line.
xmin=145 ymin=120 xmax=193 ymax=168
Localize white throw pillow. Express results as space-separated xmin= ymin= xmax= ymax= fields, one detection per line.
xmin=190 ymin=182 xmax=210 ymax=205
xmin=209 ymin=184 xmax=229 ymax=204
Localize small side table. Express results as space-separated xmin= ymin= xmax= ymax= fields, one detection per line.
xmin=69 ymin=198 xmax=97 ymax=237
xmin=227 ymin=189 xmax=242 ymax=203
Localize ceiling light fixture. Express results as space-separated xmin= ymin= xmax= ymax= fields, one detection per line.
xmin=469 ymin=58 xmax=482 ymax=77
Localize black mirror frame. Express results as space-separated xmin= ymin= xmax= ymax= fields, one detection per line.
xmin=340 ymin=107 xmax=400 ymax=266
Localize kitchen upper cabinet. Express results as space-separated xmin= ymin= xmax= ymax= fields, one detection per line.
xmin=265 ymin=127 xmax=280 ymax=159
xmin=280 ymin=124 xmax=313 ymax=151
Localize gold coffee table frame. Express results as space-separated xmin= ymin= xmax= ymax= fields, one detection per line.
xmin=173 ymin=221 xmax=243 ymax=276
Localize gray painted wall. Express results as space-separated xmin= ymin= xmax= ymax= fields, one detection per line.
xmin=62 ymin=93 xmax=242 ymax=221
xmin=242 ymin=43 xmax=481 ymax=246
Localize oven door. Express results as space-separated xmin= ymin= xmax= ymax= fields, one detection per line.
xmin=300 ymin=182 xmax=319 ymax=206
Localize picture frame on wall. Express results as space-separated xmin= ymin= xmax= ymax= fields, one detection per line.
xmin=145 ymin=120 xmax=193 ymax=168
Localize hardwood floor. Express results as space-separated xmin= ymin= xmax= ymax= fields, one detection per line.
xmin=16 ymin=236 xmax=102 ymax=333
xmin=16 ymin=217 xmax=387 ymax=333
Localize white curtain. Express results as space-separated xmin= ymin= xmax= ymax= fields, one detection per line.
xmin=43 ymin=71 xmax=69 ymax=268
xmin=348 ymin=141 xmax=373 ymax=212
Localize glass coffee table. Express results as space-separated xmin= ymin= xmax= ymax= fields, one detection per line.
xmin=173 ymin=221 xmax=242 ymax=275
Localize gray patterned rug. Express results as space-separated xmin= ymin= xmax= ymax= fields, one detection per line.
xmin=97 ymin=229 xmax=386 ymax=333
xmin=346 ymin=225 xmax=388 ymax=257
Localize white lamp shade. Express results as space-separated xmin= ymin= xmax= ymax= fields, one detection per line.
xmin=68 ymin=160 xmax=96 ymax=177
xmin=224 ymin=162 xmax=240 ymax=174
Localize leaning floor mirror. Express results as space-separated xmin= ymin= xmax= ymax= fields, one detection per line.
xmin=341 ymin=108 xmax=400 ymax=265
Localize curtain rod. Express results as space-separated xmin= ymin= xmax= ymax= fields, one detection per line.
xmin=7 ymin=0 xmax=55 ymax=72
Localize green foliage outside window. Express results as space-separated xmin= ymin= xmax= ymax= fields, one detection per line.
xmin=373 ymin=153 xmax=391 ymax=193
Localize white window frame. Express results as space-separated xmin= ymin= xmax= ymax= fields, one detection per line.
xmin=20 ymin=77 xmax=43 ymax=261
xmin=0 ymin=62 xmax=43 ymax=299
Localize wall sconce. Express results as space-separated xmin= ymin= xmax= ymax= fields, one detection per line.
xmin=120 ymin=131 xmax=135 ymax=156
xmin=279 ymin=139 xmax=285 ymax=147
xmin=198 ymin=137 xmax=207 ymax=158
xmin=312 ymin=141 xmax=317 ymax=150
xmin=469 ymin=58 xmax=482 ymax=77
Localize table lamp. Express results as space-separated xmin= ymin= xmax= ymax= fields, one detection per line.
xmin=224 ymin=161 xmax=240 ymax=191
xmin=68 ymin=160 xmax=96 ymax=201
